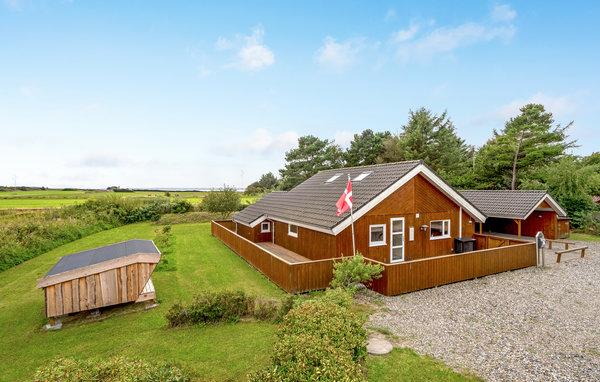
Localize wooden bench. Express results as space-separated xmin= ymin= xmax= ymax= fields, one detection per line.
xmin=547 ymin=240 xmax=576 ymax=250
xmin=555 ymin=246 xmax=588 ymax=263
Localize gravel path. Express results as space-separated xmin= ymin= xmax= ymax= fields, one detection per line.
xmin=361 ymin=240 xmax=600 ymax=381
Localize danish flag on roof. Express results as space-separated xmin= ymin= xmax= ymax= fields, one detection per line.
xmin=336 ymin=177 xmax=353 ymax=216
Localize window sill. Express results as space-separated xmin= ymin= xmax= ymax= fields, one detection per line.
xmin=369 ymin=242 xmax=386 ymax=247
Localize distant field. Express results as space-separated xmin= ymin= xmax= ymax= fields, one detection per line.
xmin=0 ymin=198 xmax=86 ymax=209
xmin=0 ymin=189 xmax=260 ymax=209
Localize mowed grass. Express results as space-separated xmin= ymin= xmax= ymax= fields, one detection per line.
xmin=367 ymin=348 xmax=482 ymax=381
xmin=569 ymin=232 xmax=600 ymax=242
xmin=0 ymin=198 xmax=86 ymax=209
xmin=0 ymin=222 xmax=284 ymax=381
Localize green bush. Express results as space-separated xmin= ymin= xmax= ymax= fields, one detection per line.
xmin=249 ymin=290 xmax=367 ymax=382
xmin=166 ymin=290 xmax=252 ymax=327
xmin=165 ymin=291 xmax=295 ymax=327
xmin=201 ymin=185 xmax=241 ymax=218
xmin=34 ymin=357 xmax=189 ymax=382
xmin=330 ymin=253 xmax=384 ymax=290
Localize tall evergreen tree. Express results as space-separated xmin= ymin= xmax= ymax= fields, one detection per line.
xmin=343 ymin=129 xmax=391 ymax=167
xmin=377 ymin=108 xmax=471 ymax=185
xmin=279 ymin=135 xmax=343 ymax=190
xmin=474 ymin=104 xmax=575 ymax=190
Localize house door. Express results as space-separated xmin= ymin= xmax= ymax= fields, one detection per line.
xmin=390 ymin=218 xmax=405 ymax=262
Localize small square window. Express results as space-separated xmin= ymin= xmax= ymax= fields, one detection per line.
xmin=430 ymin=220 xmax=450 ymax=239
xmin=369 ymin=224 xmax=386 ymax=247
xmin=261 ymin=222 xmax=270 ymax=233
xmin=288 ymin=224 xmax=298 ymax=237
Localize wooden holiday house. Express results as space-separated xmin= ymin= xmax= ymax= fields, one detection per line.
xmin=212 ymin=160 xmax=569 ymax=295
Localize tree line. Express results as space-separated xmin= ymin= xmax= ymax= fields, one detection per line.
xmin=245 ymin=104 xmax=599 ymax=232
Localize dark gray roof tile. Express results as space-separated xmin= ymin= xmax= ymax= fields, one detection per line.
xmin=459 ymin=190 xmax=548 ymax=219
xmin=233 ymin=161 xmax=423 ymax=229
xmin=43 ymin=239 xmax=160 ymax=277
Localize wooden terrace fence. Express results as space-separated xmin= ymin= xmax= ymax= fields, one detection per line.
xmin=212 ymin=221 xmax=537 ymax=296
xmin=473 ymin=233 xmax=530 ymax=250
xmin=368 ymin=242 xmax=536 ymax=296
xmin=211 ymin=221 xmax=344 ymax=293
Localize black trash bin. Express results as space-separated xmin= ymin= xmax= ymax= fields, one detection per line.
xmin=454 ymin=237 xmax=476 ymax=253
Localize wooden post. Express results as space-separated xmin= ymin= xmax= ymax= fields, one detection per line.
xmin=479 ymin=222 xmax=482 ymax=234
xmin=513 ymin=219 xmax=522 ymax=239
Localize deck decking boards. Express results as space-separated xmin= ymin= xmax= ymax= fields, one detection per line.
xmin=256 ymin=242 xmax=312 ymax=263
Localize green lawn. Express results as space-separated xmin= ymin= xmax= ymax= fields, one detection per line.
xmin=0 ymin=198 xmax=86 ymax=209
xmin=0 ymin=221 xmax=478 ymax=381
xmin=367 ymin=348 xmax=481 ymax=381
xmin=569 ymin=232 xmax=600 ymax=242
xmin=0 ymin=222 xmax=283 ymax=381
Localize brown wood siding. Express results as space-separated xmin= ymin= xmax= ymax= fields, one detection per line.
xmin=338 ymin=175 xmax=477 ymax=262
xmin=369 ymin=242 xmax=537 ymax=295
xmin=235 ymin=220 xmax=272 ymax=243
xmin=273 ymin=221 xmax=336 ymax=261
xmin=557 ymin=219 xmax=571 ymax=239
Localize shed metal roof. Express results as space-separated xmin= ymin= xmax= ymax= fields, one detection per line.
xmin=43 ymin=239 xmax=160 ymax=278
xmin=233 ymin=160 xmax=487 ymax=234
xmin=458 ymin=190 xmax=567 ymax=220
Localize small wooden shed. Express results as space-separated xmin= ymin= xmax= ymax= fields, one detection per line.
xmin=37 ymin=239 xmax=161 ymax=324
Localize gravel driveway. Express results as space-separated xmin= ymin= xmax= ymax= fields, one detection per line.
xmin=361 ymin=240 xmax=600 ymax=381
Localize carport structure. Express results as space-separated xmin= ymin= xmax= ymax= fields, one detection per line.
xmin=459 ymin=190 xmax=570 ymax=240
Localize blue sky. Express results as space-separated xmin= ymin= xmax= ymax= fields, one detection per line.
xmin=1 ymin=1 xmax=598 ymax=189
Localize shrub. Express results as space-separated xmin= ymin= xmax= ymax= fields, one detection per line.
xmin=165 ymin=291 xmax=295 ymax=327
xmin=171 ymin=200 xmax=192 ymax=214
xmin=330 ymin=253 xmax=384 ymax=291
xmin=34 ymin=357 xmax=189 ymax=382
xmin=201 ymin=185 xmax=241 ymax=218
xmin=166 ymin=290 xmax=252 ymax=327
xmin=249 ymin=291 xmax=367 ymax=382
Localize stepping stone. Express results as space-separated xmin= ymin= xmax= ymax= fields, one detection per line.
xmin=367 ymin=338 xmax=393 ymax=355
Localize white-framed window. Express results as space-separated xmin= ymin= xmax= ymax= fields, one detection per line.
xmin=261 ymin=222 xmax=270 ymax=233
xmin=369 ymin=224 xmax=386 ymax=247
xmin=288 ymin=224 xmax=298 ymax=237
xmin=430 ymin=220 xmax=450 ymax=239
xmin=390 ymin=218 xmax=405 ymax=262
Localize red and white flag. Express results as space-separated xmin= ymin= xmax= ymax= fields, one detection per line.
xmin=336 ymin=178 xmax=353 ymax=216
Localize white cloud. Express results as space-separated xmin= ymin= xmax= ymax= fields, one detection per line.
xmin=391 ymin=7 xmax=516 ymax=62
xmin=19 ymin=86 xmax=39 ymax=98
xmin=392 ymin=24 xmax=419 ymax=43
xmin=314 ymin=36 xmax=365 ymax=73
xmin=218 ymin=26 xmax=275 ymax=71
xmin=3 ymin=0 xmax=23 ymax=10
xmin=334 ymin=131 xmax=354 ymax=148
xmin=215 ymin=36 xmax=232 ymax=51
xmin=396 ymin=22 xmax=515 ymax=62
xmin=384 ymin=9 xmax=396 ymax=22
xmin=475 ymin=92 xmax=576 ymax=124
xmin=492 ymin=4 xmax=517 ymax=22
xmin=76 ymin=152 xmax=131 ymax=168
xmin=220 ymin=128 xmax=299 ymax=155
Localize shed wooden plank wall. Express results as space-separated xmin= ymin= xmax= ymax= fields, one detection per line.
xmin=44 ymin=263 xmax=156 ymax=318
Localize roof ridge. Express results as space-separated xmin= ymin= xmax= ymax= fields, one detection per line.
xmin=317 ymin=160 xmax=423 ymax=174
xmin=460 ymin=189 xmax=547 ymax=192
